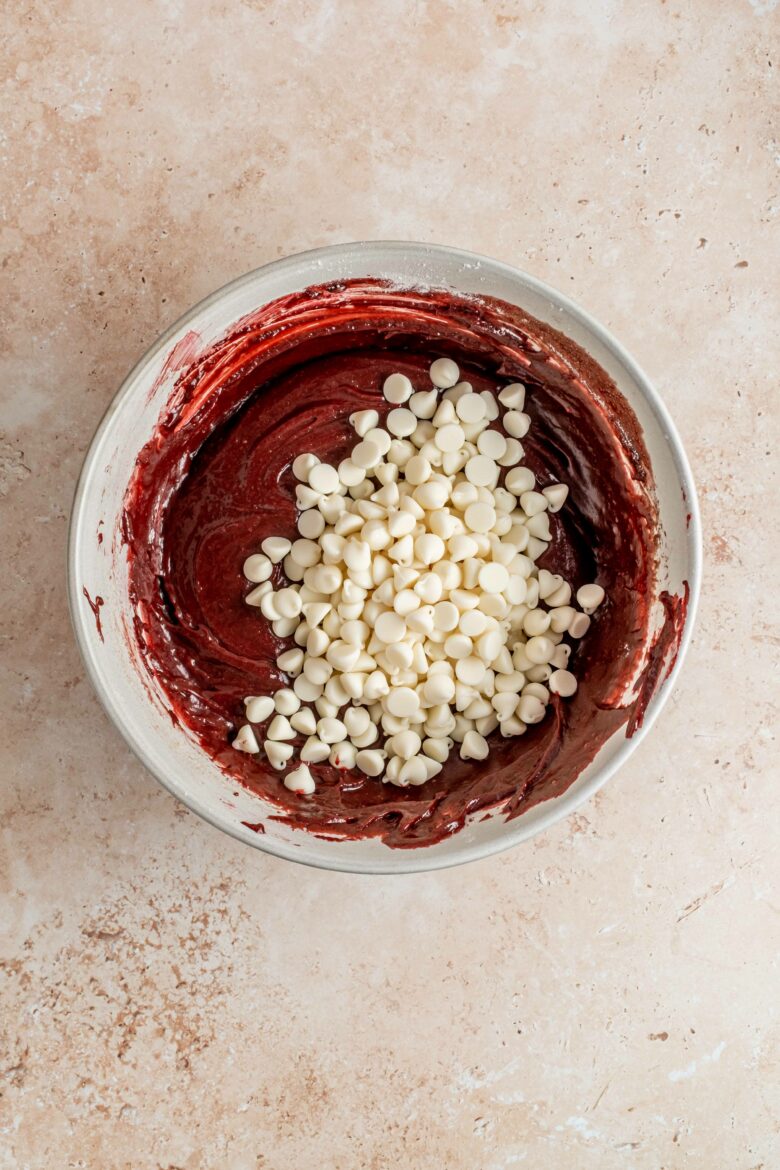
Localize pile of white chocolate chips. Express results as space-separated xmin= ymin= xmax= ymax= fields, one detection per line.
xmin=232 ymin=359 xmax=605 ymax=795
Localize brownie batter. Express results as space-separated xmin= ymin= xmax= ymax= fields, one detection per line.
xmin=122 ymin=279 xmax=683 ymax=848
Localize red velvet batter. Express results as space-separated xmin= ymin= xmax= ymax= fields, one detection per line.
xmin=123 ymin=279 xmax=682 ymax=848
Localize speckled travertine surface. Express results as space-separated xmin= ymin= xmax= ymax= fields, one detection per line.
xmin=2 ymin=2 xmax=779 ymax=1167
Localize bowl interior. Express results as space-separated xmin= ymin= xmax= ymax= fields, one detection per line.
xmin=68 ymin=242 xmax=700 ymax=873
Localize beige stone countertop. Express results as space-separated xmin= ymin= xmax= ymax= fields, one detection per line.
xmin=2 ymin=2 xmax=779 ymax=1167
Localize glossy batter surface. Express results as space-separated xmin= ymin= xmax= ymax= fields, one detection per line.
xmin=123 ymin=280 xmax=671 ymax=847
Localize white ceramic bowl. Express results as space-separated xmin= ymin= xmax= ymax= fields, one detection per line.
xmin=68 ymin=242 xmax=701 ymax=873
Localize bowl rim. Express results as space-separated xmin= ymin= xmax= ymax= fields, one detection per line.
xmin=67 ymin=240 xmax=702 ymax=874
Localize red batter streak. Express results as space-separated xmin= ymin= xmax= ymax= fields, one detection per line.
xmin=83 ymin=587 xmax=105 ymax=642
xmin=122 ymin=279 xmax=686 ymax=848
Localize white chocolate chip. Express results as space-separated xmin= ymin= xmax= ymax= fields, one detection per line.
xmin=568 ymin=612 xmax=592 ymax=638
xmin=291 ymin=454 xmax=319 ymax=481
xmin=504 ymin=411 xmax=531 ymax=439
xmin=349 ymin=409 xmax=379 ymax=437
xmin=290 ymin=707 xmax=317 ymax=735
xmin=386 ymin=408 xmax=417 ymax=438
xmin=434 ymin=423 xmax=465 ymax=453
xmin=478 ymin=562 xmax=509 ymax=593
xmin=386 ymin=687 xmax=420 ymax=718
xmin=273 ymin=688 xmax=300 ymax=716
xmin=405 ymin=454 xmax=431 ymax=485
xmin=480 ymin=391 xmax=499 ymax=420
xmin=291 ymin=538 xmax=321 ymax=568
xmin=244 ymin=695 xmax=275 ymax=723
xmin=517 ymin=695 xmax=546 ymax=724
xmin=298 ymin=509 xmax=326 ymax=539
xmin=261 ymin=536 xmax=291 ymax=563
xmin=284 ymin=764 xmax=315 ymax=794
xmin=294 ymin=674 xmax=324 ymax=702
xmin=525 ymin=635 xmax=555 ymax=664
xmin=430 ymin=357 xmax=460 ymax=388
xmin=505 ymin=467 xmax=535 ymax=496
xmin=267 ymin=714 xmax=295 ymax=741
xmin=305 ymin=628 xmax=331 ymax=658
xmin=308 ymin=463 xmax=340 ymax=495
xmin=520 ymin=490 xmax=548 ymax=517
xmin=275 ymin=587 xmax=302 ymax=618
xmin=388 ymin=729 xmax=422 ymax=760
xmin=265 ymin=740 xmax=294 ymax=768
xmin=243 ymin=553 xmax=272 ymax=583
xmin=364 ymin=428 xmax=392 ymax=456
xmin=351 ymin=439 xmax=382 ymax=469
xmin=300 ymin=736 xmax=330 ymax=763
xmin=383 ymin=373 xmax=413 ymax=403
xmin=543 ymin=483 xmax=569 ymax=512
xmin=344 ymin=706 xmax=371 ymax=739
xmin=576 ymin=583 xmax=605 ymax=613
xmin=465 ymin=454 xmax=499 ymax=487
xmin=277 ymin=647 xmax=304 ymax=676
xmin=523 ymin=608 xmax=551 ymax=636
xmin=409 ymin=389 xmax=438 ymax=418
xmin=549 ymin=669 xmax=578 ymax=697
xmin=455 ymin=656 xmax=486 ymax=687
xmin=317 ymin=717 xmax=348 ymax=744
xmin=492 ymin=692 xmax=518 ymax=722
xmin=330 ymin=741 xmax=357 ymax=769
xmin=356 ymin=749 xmax=386 ymax=776
xmin=422 ymin=736 xmax=451 ymax=763
xmin=546 ymin=581 xmax=572 ymax=607
xmin=232 ymin=724 xmax=260 ymax=753
xmin=464 ymin=502 xmax=496 ymax=533
xmin=455 ymin=393 xmax=486 ymax=424
xmin=550 ymin=643 xmax=572 ymax=669
xmin=351 ymin=724 xmax=379 ymax=748
xmin=338 ymin=461 xmax=366 ymax=489
xmin=501 ymin=716 xmax=527 ymax=737
xmin=477 ymin=429 xmax=507 ymax=461
xmin=245 ymin=581 xmax=273 ymax=606
xmin=296 ymin=484 xmax=322 ymax=510
xmin=259 ymin=592 xmax=281 ymax=620
xmin=460 ymin=730 xmax=489 ymax=760
xmin=400 ymin=756 xmax=429 ymax=785
xmin=498 ymin=383 xmax=526 ymax=410
xmin=373 ymin=610 xmax=405 ymax=644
